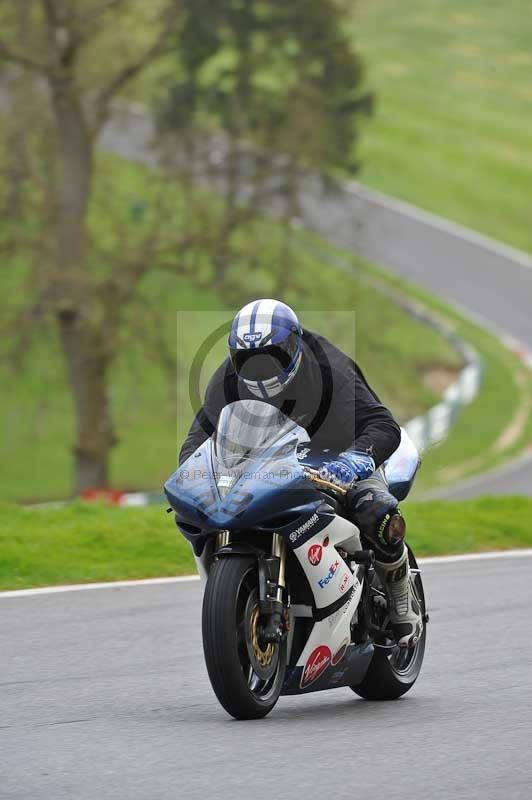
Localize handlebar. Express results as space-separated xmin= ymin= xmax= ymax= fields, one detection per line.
xmin=303 ymin=467 xmax=348 ymax=498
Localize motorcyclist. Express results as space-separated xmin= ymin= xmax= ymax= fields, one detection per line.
xmin=179 ymin=299 xmax=422 ymax=647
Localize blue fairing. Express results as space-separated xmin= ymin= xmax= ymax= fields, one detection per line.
xmin=164 ymin=400 xmax=319 ymax=535
xmin=165 ymin=403 xmax=419 ymax=537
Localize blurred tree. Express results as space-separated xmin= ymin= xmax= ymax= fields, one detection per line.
xmin=158 ymin=0 xmax=373 ymax=292
xmin=0 ymin=0 xmax=371 ymax=496
xmin=0 ymin=0 xmax=181 ymax=493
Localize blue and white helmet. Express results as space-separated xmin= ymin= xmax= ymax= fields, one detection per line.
xmin=228 ymin=299 xmax=303 ymax=399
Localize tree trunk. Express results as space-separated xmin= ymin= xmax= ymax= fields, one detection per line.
xmin=48 ymin=73 xmax=92 ymax=304
xmin=58 ymin=318 xmax=115 ymax=494
xmin=48 ymin=72 xmax=116 ymax=493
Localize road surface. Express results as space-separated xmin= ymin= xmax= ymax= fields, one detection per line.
xmin=3 ymin=555 xmax=531 ymax=799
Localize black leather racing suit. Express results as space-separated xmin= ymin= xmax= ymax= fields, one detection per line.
xmin=179 ymin=328 xmax=404 ymax=559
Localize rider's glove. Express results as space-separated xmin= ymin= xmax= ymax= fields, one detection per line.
xmin=319 ymin=450 xmax=375 ymax=489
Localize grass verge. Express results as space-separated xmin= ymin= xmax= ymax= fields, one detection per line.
xmin=352 ymin=0 xmax=532 ymax=254
xmin=1 ymin=498 xmax=531 ymax=591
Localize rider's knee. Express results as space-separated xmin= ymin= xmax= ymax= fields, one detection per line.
xmin=347 ymin=480 xmax=406 ymax=559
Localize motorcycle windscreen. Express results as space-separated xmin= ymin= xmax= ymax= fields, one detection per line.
xmin=213 ymin=399 xmax=310 ymax=471
xmin=166 ymin=399 xmax=314 ymax=531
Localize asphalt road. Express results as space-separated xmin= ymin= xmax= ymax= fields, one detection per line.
xmin=299 ymin=178 xmax=532 ymax=358
xmin=424 ymin=449 xmax=532 ymax=500
xmin=3 ymin=555 xmax=532 ymax=800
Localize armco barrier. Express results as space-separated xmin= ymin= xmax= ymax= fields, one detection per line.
xmin=371 ymin=285 xmax=483 ymax=453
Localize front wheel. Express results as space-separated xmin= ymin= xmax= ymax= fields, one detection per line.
xmin=351 ymin=547 xmax=427 ymax=701
xmin=202 ymin=556 xmax=286 ymax=719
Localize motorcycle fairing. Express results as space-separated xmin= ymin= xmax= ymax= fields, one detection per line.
xmin=287 ymin=509 xmax=363 ymax=608
xmin=279 ymin=506 xmax=373 ymax=694
xmin=275 ymin=506 xmax=333 ymax=550
xmin=382 ymin=427 xmax=420 ymax=501
xmin=165 ymin=400 xmax=322 ymax=536
xmin=164 ymin=439 xmax=318 ymax=535
xmin=282 ymin=641 xmax=374 ymax=695
xmin=281 ymin=564 xmax=370 ymax=695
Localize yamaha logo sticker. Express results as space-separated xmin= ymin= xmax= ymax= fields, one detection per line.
xmin=288 ymin=513 xmax=319 ymax=544
xmin=287 ymin=512 xmax=330 ymax=548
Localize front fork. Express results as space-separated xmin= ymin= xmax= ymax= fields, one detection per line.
xmin=271 ymin=532 xmax=286 ymax=603
xmin=216 ymin=530 xmax=286 ymax=643
xmin=217 ymin=530 xmax=231 ymax=548
xmin=259 ymin=532 xmax=286 ymax=643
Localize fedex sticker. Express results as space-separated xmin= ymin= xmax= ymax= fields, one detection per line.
xmin=318 ymin=560 xmax=340 ymax=589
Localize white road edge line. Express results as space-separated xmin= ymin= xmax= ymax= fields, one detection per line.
xmin=418 ymin=548 xmax=532 ymax=564
xmin=2 ymin=548 xmax=532 ymax=598
xmin=0 ymin=575 xmax=201 ymax=598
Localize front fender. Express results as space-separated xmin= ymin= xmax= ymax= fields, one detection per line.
xmin=214 ymin=543 xmax=282 ymax=622
xmin=215 ymin=543 xmax=266 ymax=558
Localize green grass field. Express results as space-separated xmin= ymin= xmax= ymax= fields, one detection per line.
xmin=357 ymin=263 xmax=532 ymax=493
xmin=297 ymin=239 xmax=532 ymax=494
xmin=1 ymin=497 xmax=530 ymax=590
xmin=352 ymin=0 xmax=532 ymax=253
xmin=0 ymin=155 xmax=463 ymax=503
xmin=5 ymin=0 xmax=532 ymax=502
xmin=135 ymin=1 xmax=532 ymax=253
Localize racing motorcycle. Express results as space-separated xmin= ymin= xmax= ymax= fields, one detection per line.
xmin=164 ymin=399 xmax=427 ymax=719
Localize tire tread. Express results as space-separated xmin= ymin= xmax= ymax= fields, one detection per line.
xmin=202 ymin=557 xmax=284 ymax=719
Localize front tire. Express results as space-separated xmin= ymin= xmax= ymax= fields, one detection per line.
xmin=202 ymin=557 xmax=286 ymax=719
xmin=351 ymin=547 xmax=427 ymax=701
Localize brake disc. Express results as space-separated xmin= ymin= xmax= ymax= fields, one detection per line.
xmin=244 ymin=590 xmax=279 ymax=681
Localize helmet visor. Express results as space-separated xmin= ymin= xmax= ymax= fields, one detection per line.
xmin=231 ymin=345 xmax=293 ymax=382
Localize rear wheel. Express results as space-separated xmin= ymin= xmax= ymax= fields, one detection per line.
xmin=351 ymin=547 xmax=427 ymax=700
xmin=202 ymin=556 xmax=286 ymax=719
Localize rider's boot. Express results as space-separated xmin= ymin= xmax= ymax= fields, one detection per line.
xmin=375 ymin=544 xmax=422 ymax=648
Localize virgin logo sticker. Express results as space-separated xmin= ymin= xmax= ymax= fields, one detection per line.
xmin=308 ymin=544 xmax=323 ymax=566
xmin=300 ymin=645 xmax=332 ymax=689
